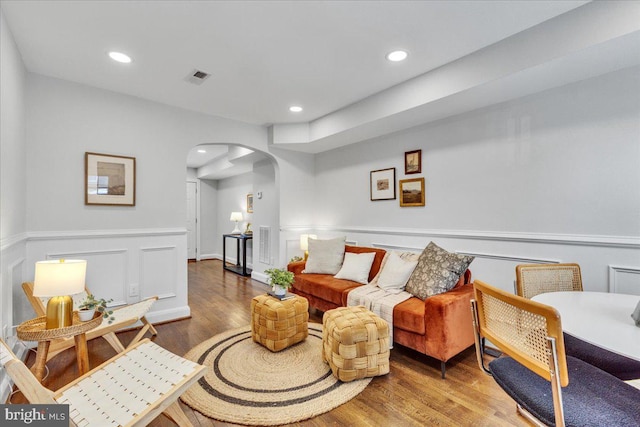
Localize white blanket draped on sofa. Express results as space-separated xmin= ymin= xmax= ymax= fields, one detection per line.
xmin=346 ymin=285 xmax=412 ymax=348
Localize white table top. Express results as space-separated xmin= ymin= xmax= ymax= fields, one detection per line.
xmin=532 ymin=291 xmax=640 ymax=362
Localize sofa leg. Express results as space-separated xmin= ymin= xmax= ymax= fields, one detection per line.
xmin=441 ymin=361 xmax=446 ymax=379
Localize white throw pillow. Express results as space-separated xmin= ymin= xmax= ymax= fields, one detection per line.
xmin=334 ymin=252 xmax=376 ymax=284
xmin=303 ymin=236 xmax=346 ymax=275
xmin=376 ymin=251 xmax=419 ymax=293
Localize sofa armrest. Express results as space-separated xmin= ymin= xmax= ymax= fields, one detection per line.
xmin=423 ymin=283 xmax=475 ymax=361
xmin=287 ymin=261 xmax=306 ymax=275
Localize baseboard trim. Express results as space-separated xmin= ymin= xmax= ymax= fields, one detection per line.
xmin=144 ymin=306 xmax=191 ymax=324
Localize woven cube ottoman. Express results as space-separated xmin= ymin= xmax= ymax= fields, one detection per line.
xmin=251 ymin=294 xmax=309 ymax=352
xmin=322 ymin=306 xmax=390 ymax=382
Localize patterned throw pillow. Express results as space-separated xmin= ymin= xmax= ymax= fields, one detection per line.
xmin=405 ymin=242 xmax=474 ymax=300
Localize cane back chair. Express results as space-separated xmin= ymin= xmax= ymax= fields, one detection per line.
xmin=471 ymin=280 xmax=640 ymax=427
xmin=515 ymin=263 xmax=582 ymax=299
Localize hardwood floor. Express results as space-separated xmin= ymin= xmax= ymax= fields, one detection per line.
xmin=11 ymin=260 xmax=528 ymax=426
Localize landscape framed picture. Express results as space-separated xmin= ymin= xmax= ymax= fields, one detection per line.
xmin=399 ymin=177 xmax=425 ymax=207
xmin=370 ymin=167 xmax=396 ymax=201
xmin=404 ymin=149 xmax=422 ymax=174
xmin=85 ymin=152 xmax=136 ymax=206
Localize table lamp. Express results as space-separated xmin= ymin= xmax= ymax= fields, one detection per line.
xmin=33 ymin=259 xmax=87 ymax=329
xmin=299 ymin=234 xmax=317 ymax=261
xmin=230 ymin=211 xmax=243 ymax=234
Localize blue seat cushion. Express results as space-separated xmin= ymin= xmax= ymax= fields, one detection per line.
xmin=489 ymin=355 xmax=640 ymax=427
xmin=564 ymin=333 xmax=640 ymax=381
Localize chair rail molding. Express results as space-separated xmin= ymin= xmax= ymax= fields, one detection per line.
xmin=0 ymin=232 xmax=28 ymax=251
xmin=370 ymin=243 xmax=559 ymax=265
xmin=281 ymin=225 xmax=640 ymax=249
xmin=26 ymin=228 xmax=187 ymax=241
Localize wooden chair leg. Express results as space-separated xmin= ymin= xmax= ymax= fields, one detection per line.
xmin=102 ymin=332 xmax=126 ymax=353
xmin=128 ymin=324 xmax=151 ymax=349
xmin=162 ymin=401 xmax=194 ymax=427
xmin=142 ymin=316 xmax=158 ymax=336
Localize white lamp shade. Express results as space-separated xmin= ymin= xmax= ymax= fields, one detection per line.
xmin=300 ymin=234 xmax=318 ymax=251
xmin=33 ymin=259 xmax=87 ymax=297
xmin=230 ymin=212 xmax=243 ymax=222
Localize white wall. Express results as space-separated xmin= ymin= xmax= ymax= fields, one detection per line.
xmin=0 ymin=10 xmax=28 ymax=330
xmin=0 ymin=10 xmax=29 ymax=401
xmin=305 ymin=66 xmax=640 ymax=294
xmin=251 ymin=159 xmax=279 ymax=274
xmin=198 ymin=178 xmax=218 ymax=258
xmin=215 ymin=172 xmax=254 ymax=266
xmin=17 ymin=73 xmax=276 ymax=327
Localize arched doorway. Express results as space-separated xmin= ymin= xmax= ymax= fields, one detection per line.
xmin=185 ymin=143 xmax=279 ymax=278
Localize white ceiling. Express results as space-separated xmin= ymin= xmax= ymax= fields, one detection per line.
xmin=7 ymin=0 xmax=634 ymax=178
xmin=2 ymin=1 xmax=587 ymax=126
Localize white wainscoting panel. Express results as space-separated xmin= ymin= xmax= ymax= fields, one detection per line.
xmin=21 ymin=229 xmax=190 ymax=326
xmin=608 ymin=266 xmax=640 ymax=295
xmin=140 ymin=246 xmax=178 ymax=301
xmin=46 ymin=249 xmax=128 ymax=306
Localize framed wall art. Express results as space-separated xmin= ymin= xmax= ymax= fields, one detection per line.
xmin=85 ymin=152 xmax=136 ymax=206
xmin=404 ymin=149 xmax=422 ymax=174
xmin=399 ymin=177 xmax=425 ymax=207
xmin=247 ymin=193 xmax=254 ymax=213
xmin=370 ymin=167 xmax=396 ymax=201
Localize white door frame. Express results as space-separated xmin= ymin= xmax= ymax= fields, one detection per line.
xmin=186 ymin=179 xmax=201 ymax=261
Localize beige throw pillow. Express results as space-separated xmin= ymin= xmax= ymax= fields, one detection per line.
xmin=303 ymin=236 xmax=346 ymax=275
xmin=405 ymin=242 xmax=474 ymax=300
xmin=376 ymin=251 xmax=419 ymax=293
xmin=334 ymin=252 xmax=376 ymax=284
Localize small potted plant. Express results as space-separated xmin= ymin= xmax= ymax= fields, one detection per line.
xmin=78 ymin=294 xmax=115 ymax=323
xmin=264 ymin=268 xmax=294 ymax=296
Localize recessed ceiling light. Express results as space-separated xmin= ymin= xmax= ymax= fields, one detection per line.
xmin=386 ymin=50 xmax=408 ymax=62
xmin=289 ymin=106 xmax=303 ymax=113
xmin=108 ymin=51 xmax=132 ymax=63
xmin=197 ymin=149 xmax=207 ymax=153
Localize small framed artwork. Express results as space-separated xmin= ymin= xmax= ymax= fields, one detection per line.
xmin=404 ymin=149 xmax=422 ymax=174
xmin=247 ymin=193 xmax=254 ymax=213
xmin=370 ymin=167 xmax=396 ymax=201
xmin=399 ymin=177 xmax=425 ymax=207
xmin=85 ymin=152 xmax=136 ymax=206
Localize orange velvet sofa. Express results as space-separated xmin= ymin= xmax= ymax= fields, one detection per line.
xmin=288 ymin=245 xmax=475 ymax=378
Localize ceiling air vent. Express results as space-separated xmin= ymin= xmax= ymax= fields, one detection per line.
xmin=185 ymin=69 xmax=211 ymax=85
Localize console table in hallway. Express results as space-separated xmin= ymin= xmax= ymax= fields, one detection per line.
xmin=223 ymin=233 xmax=252 ymax=276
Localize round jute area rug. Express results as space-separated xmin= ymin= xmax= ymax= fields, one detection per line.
xmin=180 ymin=323 xmax=371 ymax=426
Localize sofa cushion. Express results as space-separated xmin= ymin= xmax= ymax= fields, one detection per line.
xmin=304 ymin=237 xmax=346 ymax=275
xmin=393 ymin=297 xmax=426 ymax=334
xmin=490 ymin=355 xmax=640 ymax=427
xmin=405 ymin=242 xmax=474 ymax=300
xmin=293 ymin=273 xmax=362 ymax=306
xmin=334 ymin=252 xmax=375 ymax=284
xmin=344 ymin=245 xmax=387 ymax=282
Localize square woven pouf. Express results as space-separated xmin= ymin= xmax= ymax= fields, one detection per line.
xmin=322 ymin=306 xmax=390 ymax=382
xmin=251 ymin=294 xmax=309 ymax=352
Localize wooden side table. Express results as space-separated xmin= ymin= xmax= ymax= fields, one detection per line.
xmin=17 ymin=312 xmax=102 ymax=382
